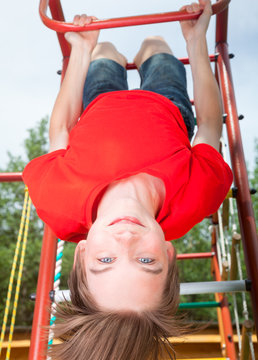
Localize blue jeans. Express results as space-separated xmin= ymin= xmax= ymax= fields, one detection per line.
xmin=83 ymin=53 xmax=195 ymax=140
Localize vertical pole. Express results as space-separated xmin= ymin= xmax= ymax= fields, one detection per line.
xmin=30 ymin=1 xmax=68 ymax=356
xmin=230 ymin=233 xmax=241 ymax=281
xmin=216 ymin=42 xmax=258 ymax=336
xmin=211 ymin=227 xmax=237 ymax=360
xmin=29 ymin=226 xmax=57 ymax=360
xmin=215 ymin=292 xmax=227 ymax=357
xmin=215 ymin=4 xmax=258 ymax=337
xmin=49 ymin=0 xmax=71 ymax=58
xmin=240 ymin=320 xmax=254 ymax=360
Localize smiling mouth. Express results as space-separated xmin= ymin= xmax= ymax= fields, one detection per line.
xmin=109 ymin=217 xmax=144 ymax=227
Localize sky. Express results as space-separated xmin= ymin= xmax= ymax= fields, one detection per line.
xmin=0 ymin=0 xmax=258 ymax=172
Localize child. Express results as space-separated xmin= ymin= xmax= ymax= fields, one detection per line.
xmin=23 ymin=1 xmax=233 ymax=359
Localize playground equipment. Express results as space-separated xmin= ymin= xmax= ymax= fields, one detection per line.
xmin=0 ymin=0 xmax=257 ymax=359
xmin=0 ymin=188 xmax=31 ymax=359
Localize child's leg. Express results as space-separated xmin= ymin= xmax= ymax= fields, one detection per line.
xmin=134 ymin=36 xmax=195 ymax=140
xmin=91 ymin=42 xmax=127 ymax=66
xmin=83 ymin=42 xmax=128 ymax=109
xmin=134 ymin=36 xmax=173 ymax=69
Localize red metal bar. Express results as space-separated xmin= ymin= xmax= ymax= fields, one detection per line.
xmin=48 ymin=0 xmax=70 ymax=58
xmin=216 ymin=5 xmax=229 ymax=45
xmin=126 ymin=54 xmax=218 ymax=70
xmin=211 ymin=234 xmax=237 ymax=360
xmin=0 ymin=172 xmax=23 ymax=182
xmin=39 ymin=0 xmax=230 ymax=34
xmin=216 ymin=42 xmax=258 ymax=337
xmin=29 ymin=226 xmax=57 ymax=360
xmin=177 ymin=252 xmax=215 ymax=260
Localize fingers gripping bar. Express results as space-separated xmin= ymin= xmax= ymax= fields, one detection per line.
xmin=40 ymin=0 xmax=230 ymax=33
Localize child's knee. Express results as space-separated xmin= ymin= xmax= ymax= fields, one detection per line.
xmin=91 ymin=42 xmax=127 ymax=67
xmin=134 ymin=36 xmax=173 ymax=69
xmin=142 ymin=35 xmax=166 ymax=44
xmin=141 ymin=36 xmax=172 ymax=53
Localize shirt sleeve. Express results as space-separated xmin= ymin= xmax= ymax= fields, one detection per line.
xmin=22 ymin=150 xmax=88 ymax=243
xmin=22 ymin=149 xmax=66 ymax=206
xmin=163 ymin=143 xmax=233 ymax=240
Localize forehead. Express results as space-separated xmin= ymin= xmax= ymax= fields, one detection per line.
xmin=85 ymin=262 xmax=167 ymax=311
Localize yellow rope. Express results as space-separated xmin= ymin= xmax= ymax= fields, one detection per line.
xmin=0 ymin=188 xmax=31 ymax=358
xmin=6 ymin=193 xmax=31 ymax=359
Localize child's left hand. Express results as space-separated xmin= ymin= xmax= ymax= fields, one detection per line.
xmin=65 ymin=15 xmax=100 ymax=53
xmin=180 ymin=0 xmax=212 ymax=43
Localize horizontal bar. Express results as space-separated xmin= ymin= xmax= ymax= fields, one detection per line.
xmin=54 ymin=280 xmax=249 ymax=303
xmin=181 ymin=280 xmax=250 ymax=295
xmin=39 ymin=0 xmax=230 ymax=33
xmin=179 ymin=301 xmax=220 ymax=309
xmin=0 ymin=172 xmax=23 ymax=182
xmin=177 ymin=252 xmax=215 ymax=260
xmin=126 ymin=54 xmax=218 ymax=69
xmin=178 ymin=358 xmax=229 ymax=360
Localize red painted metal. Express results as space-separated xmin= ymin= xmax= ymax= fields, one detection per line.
xmin=39 ymin=0 xmax=230 ymax=34
xmin=29 ymin=226 xmax=57 ymax=360
xmin=216 ymin=42 xmax=258 ymax=337
xmin=216 ymin=5 xmax=229 ymax=45
xmin=0 ymin=172 xmax=23 ymax=182
xmin=211 ymin=237 xmax=237 ymax=360
xmin=177 ymin=252 xmax=215 ymax=260
xmin=48 ymin=0 xmax=70 ymax=58
xmin=126 ymin=54 xmax=217 ymax=70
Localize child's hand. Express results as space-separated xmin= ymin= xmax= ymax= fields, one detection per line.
xmin=180 ymin=0 xmax=212 ymax=43
xmin=65 ymin=15 xmax=100 ymax=53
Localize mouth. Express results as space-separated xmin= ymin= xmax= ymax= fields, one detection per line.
xmin=109 ymin=216 xmax=144 ymax=227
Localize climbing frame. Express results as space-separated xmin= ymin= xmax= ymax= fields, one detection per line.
xmin=0 ymin=0 xmax=257 ymax=359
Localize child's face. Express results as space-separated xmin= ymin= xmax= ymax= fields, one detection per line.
xmin=76 ymin=214 xmax=174 ymax=312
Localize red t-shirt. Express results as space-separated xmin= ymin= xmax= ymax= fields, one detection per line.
xmin=23 ymin=90 xmax=233 ymax=242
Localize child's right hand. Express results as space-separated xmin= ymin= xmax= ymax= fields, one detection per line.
xmin=65 ymin=15 xmax=100 ymax=53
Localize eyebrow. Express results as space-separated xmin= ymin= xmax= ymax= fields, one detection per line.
xmin=89 ymin=266 xmax=163 ymax=275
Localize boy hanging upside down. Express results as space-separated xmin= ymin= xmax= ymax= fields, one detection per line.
xmin=23 ymin=1 xmax=232 ymax=359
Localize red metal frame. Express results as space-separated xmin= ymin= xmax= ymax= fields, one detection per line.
xmin=215 ymin=10 xmax=258 ymax=335
xmin=1 ymin=0 xmax=257 ymax=358
xmin=29 ymin=226 xmax=57 ymax=360
xmin=177 ymin=252 xmax=215 ymax=260
xmin=126 ymin=54 xmax=217 ymax=70
xmin=40 ymin=0 xmax=230 ymax=34
xmin=42 ymin=0 xmax=230 ymax=61
xmin=0 ymin=172 xmax=23 ymax=182
xmin=211 ymin=228 xmax=237 ymax=360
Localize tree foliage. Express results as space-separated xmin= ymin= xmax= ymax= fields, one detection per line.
xmin=0 ymin=118 xmax=75 ymax=327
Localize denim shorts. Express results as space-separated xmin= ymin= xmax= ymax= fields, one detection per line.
xmin=83 ymin=53 xmax=195 ymax=140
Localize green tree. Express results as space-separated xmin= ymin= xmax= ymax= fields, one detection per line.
xmin=0 ymin=118 xmax=75 ymax=327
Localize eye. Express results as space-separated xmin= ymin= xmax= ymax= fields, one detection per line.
xmin=98 ymin=257 xmax=115 ymax=263
xmin=138 ymin=258 xmax=154 ymax=264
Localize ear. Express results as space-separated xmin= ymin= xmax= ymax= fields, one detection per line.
xmin=73 ymin=240 xmax=87 ymax=269
xmin=166 ymin=241 xmax=175 ymax=263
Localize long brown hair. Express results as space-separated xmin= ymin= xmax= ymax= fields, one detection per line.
xmin=48 ymin=247 xmax=187 ymax=360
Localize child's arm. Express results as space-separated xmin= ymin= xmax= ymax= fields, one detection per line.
xmin=180 ymin=0 xmax=223 ymax=151
xmin=49 ymin=15 xmax=99 ymax=152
